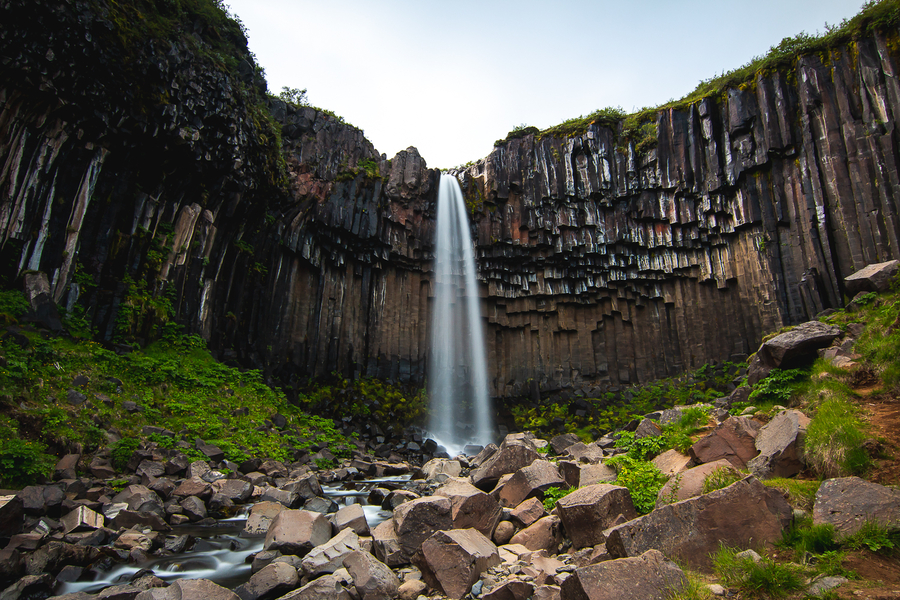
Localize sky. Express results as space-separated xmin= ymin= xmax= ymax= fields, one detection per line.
xmin=225 ymin=0 xmax=867 ymax=169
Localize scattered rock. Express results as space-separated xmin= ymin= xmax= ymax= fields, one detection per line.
xmin=689 ymin=416 xmax=761 ymax=469
xmin=498 ymin=460 xmax=566 ymax=508
xmin=391 ymin=496 xmax=452 ymax=560
xmin=556 ymin=484 xmax=637 ymax=549
xmin=509 ymin=515 xmax=561 ymax=554
xmin=263 ymin=509 xmax=332 ymax=556
xmin=654 ymin=459 xmax=739 ymax=509
xmin=343 ymin=550 xmax=400 ymax=600
xmin=747 ymin=409 xmax=810 ymax=479
xmin=301 ymin=528 xmax=360 ymax=577
xmin=560 ymin=549 xmax=687 ymax=600
xmin=416 ymin=529 xmax=501 ymax=599
xmin=844 ymin=260 xmax=900 ymax=295
xmin=812 ymin=476 xmax=900 ymax=539
xmin=434 ymin=478 xmax=503 ymax=537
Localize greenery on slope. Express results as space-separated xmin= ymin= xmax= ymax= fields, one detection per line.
xmin=493 ymin=0 xmax=900 ymax=158
xmin=0 ymin=290 xmax=351 ymax=488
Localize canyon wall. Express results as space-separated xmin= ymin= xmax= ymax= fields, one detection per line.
xmin=2 ymin=0 xmax=900 ymax=400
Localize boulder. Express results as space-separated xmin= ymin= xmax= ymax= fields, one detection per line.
xmin=493 ymin=521 xmax=515 ymax=545
xmin=509 ymin=497 xmax=547 ymax=528
xmin=301 ymin=528 xmax=360 ymax=576
xmin=391 ymin=496 xmax=452 ymax=560
xmin=0 ymin=496 xmax=24 ymax=538
xmin=650 ymin=450 xmax=692 ymax=477
xmin=577 ymin=463 xmax=618 ymax=486
xmin=498 ymin=460 xmax=566 ymax=508
xmin=275 ymin=573 xmax=352 ymax=600
xmin=0 ymin=574 xmax=54 ymax=600
xmin=560 ymin=549 xmax=686 ymax=600
xmin=259 ymin=488 xmax=301 ymax=509
xmin=343 ymin=550 xmax=400 ymax=600
xmin=556 ymin=484 xmax=637 ymax=549
xmin=634 ymin=419 xmax=662 ymax=439
xmin=60 ymin=506 xmax=104 ymax=534
xmin=749 ymin=321 xmax=842 ymax=384
xmin=396 ymin=579 xmax=427 ymax=600
xmin=483 ymin=580 xmax=534 ymax=600
xmin=234 ymin=561 xmax=299 ymax=600
xmin=654 ymin=459 xmax=739 ymax=508
xmin=434 ymin=478 xmax=503 ymax=537
xmin=96 ymin=584 xmax=141 ymax=600
xmin=549 ymin=434 xmax=581 ymax=455
xmin=689 ymin=416 xmax=761 ymax=469
xmin=110 ymin=510 xmax=170 ymax=531
xmin=282 ymin=473 xmax=323 ymax=500
xmin=747 ymin=409 xmax=810 ymax=479
xmin=812 ymin=477 xmax=900 ymax=539
xmin=54 ymin=454 xmax=81 ymax=480
xmin=470 ymin=442 xmax=540 ymax=490
xmin=263 ymin=509 xmax=332 ymax=556
xmin=332 ymin=503 xmax=370 ymax=536
xmin=179 ymin=496 xmax=208 ymax=522
xmin=844 ymin=260 xmax=900 ymax=295
xmin=563 ymin=443 xmax=605 ymax=464
xmin=534 ymin=585 xmax=562 ymax=600
xmin=370 ymin=520 xmax=404 ymax=567
xmin=604 ymin=476 xmax=792 ymax=570
xmin=242 ymin=501 xmax=285 ymax=537
xmin=415 ymin=529 xmax=501 ymax=599
xmin=509 ymin=515 xmax=562 ymax=554
xmin=421 ymin=458 xmax=462 ymax=481
xmin=211 ymin=479 xmax=253 ymax=503
xmin=137 ymin=579 xmax=239 ymax=600
xmin=171 ymin=477 xmax=212 ymax=500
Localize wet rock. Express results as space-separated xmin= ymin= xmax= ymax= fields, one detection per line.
xmin=391 ymin=496 xmax=452 ymax=560
xmin=509 ymin=515 xmax=561 ymax=554
xmin=300 ymin=528 xmax=360 ymax=576
xmin=556 ymin=484 xmax=637 ymax=549
xmin=302 ymin=496 xmax=338 ymax=514
xmin=110 ymin=510 xmax=170 ymax=531
xmin=812 ymin=476 xmax=900 ymax=539
xmin=498 ymin=460 xmax=566 ymax=508
xmin=332 ymin=503 xmax=370 ymax=537
xmin=748 ymin=409 xmax=810 ymax=479
xmin=211 ymin=479 xmax=253 ymax=503
xmin=282 ymin=474 xmax=322 ymax=500
xmin=263 ymin=509 xmax=331 ymax=556
xmin=560 ymin=549 xmax=686 ymax=600
xmin=605 ymin=477 xmax=792 ymax=570
xmin=434 ymin=478 xmax=503 ymax=537
xmin=654 ymin=459 xmax=739 ymax=508
xmin=415 ymin=528 xmax=500 ymax=599
xmin=234 ymin=561 xmax=299 ymax=600
xmin=137 ymin=579 xmax=238 ymax=600
xmin=689 ymin=416 xmax=761 ymax=469
xmin=179 ymin=496 xmax=208 ymax=522
xmin=343 ymin=550 xmax=400 ymax=600
xmin=0 ymin=574 xmax=54 ymax=600
xmin=97 ymin=584 xmax=141 ymax=600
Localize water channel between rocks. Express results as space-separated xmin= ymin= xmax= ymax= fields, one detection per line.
xmin=57 ymin=475 xmax=408 ymax=595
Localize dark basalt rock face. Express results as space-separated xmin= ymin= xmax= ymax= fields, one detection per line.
xmin=2 ymin=0 xmax=900 ymax=401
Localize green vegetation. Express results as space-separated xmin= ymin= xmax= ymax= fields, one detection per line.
xmin=509 ymin=361 xmax=737 ymax=441
xmin=805 ymin=393 xmax=872 ymax=477
xmin=844 ymin=520 xmax=900 ymax=554
xmin=606 ymin=454 xmax=668 ymax=514
xmin=542 ymin=485 xmax=573 ymax=511
xmin=494 ymin=124 xmax=541 ymax=147
xmin=780 ymin=518 xmax=840 ymax=557
xmin=761 ymin=478 xmax=821 ymax=511
xmin=701 ymin=465 xmax=743 ymax=494
xmin=712 ymin=546 xmax=805 ymax=598
xmin=0 ymin=290 xmax=352 ymax=486
xmin=748 ymin=368 xmax=807 ymax=405
xmin=299 ymin=375 xmax=426 ymax=428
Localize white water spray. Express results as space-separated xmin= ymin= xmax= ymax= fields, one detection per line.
xmin=428 ymin=174 xmax=493 ymax=456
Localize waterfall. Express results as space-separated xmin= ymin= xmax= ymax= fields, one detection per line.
xmin=428 ymin=174 xmax=493 ymax=456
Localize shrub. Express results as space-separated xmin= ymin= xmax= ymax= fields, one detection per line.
xmin=712 ymin=546 xmax=805 ymax=597
xmin=542 ymin=485 xmax=572 ymax=511
xmin=844 ymin=520 xmax=900 ymax=554
xmin=805 ymin=396 xmax=871 ymax=477
xmin=762 ymin=478 xmax=821 ymax=511
xmin=110 ymin=438 xmax=141 ymax=471
xmin=749 ymin=368 xmax=806 ymax=405
xmin=0 ymin=438 xmax=56 ymax=487
xmin=701 ymin=466 xmax=742 ymax=494
xmin=779 ymin=517 xmax=839 ymax=556
xmin=607 ymin=455 xmax=668 ymax=514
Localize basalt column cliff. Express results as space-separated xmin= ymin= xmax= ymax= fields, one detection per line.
xmin=2 ymin=0 xmax=900 ymax=400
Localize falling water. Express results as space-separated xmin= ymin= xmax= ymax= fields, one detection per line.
xmin=428 ymin=174 xmax=493 ymax=456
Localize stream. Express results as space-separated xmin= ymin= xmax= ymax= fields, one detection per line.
xmin=57 ymin=475 xmax=408 ymax=595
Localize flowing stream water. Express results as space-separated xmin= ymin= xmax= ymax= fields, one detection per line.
xmin=428 ymin=174 xmax=494 ymax=456
xmin=57 ymin=476 xmax=406 ymax=595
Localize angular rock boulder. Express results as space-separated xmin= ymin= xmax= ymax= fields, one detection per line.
xmin=142 ymin=578 xmax=239 ymax=600
xmin=343 ymin=550 xmax=400 ymax=600
xmin=844 ymin=260 xmax=900 ymax=295
xmin=60 ymin=506 xmax=104 ymax=534
xmin=0 ymin=496 xmax=23 ymax=538
xmin=689 ymin=415 xmax=761 ymax=469
xmin=749 ymin=321 xmax=842 ymax=384
xmin=415 ymin=529 xmax=501 ymax=599
xmin=812 ymin=477 xmax=900 ymax=539
xmin=748 ymin=409 xmax=810 ymax=479
xmin=509 ymin=497 xmax=547 ymax=528
xmin=234 ymin=561 xmax=299 ymax=600
xmin=484 ymin=579 xmax=535 ymax=600
xmin=509 ymin=515 xmax=562 ymax=554
xmin=276 ymin=573 xmax=352 ymax=600
xmin=556 ymin=484 xmax=637 ymax=549
xmin=434 ymin=478 xmax=503 ymax=537
xmin=654 ymin=459 xmax=739 ymax=508
xmin=370 ymin=519 xmax=404 ymax=567
xmin=470 ymin=441 xmax=540 ymax=491
xmin=421 ymin=458 xmax=462 ymax=481
xmin=604 ymin=476 xmax=792 ymax=570
xmin=650 ymin=450 xmax=692 ymax=477
xmin=242 ymin=501 xmax=285 ymax=537
xmin=498 ymin=460 xmax=566 ymax=508
xmin=391 ymin=496 xmax=452 ymax=560
xmin=332 ymin=503 xmax=370 ymax=537
xmin=301 ymin=528 xmax=360 ymax=577
xmin=560 ymin=549 xmax=686 ymax=600
xmin=263 ymin=509 xmax=332 ymax=556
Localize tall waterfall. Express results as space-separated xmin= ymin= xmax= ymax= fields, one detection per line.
xmin=428 ymin=174 xmax=493 ymax=455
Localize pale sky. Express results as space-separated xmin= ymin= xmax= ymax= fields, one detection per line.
xmin=226 ymin=0 xmax=867 ymax=169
